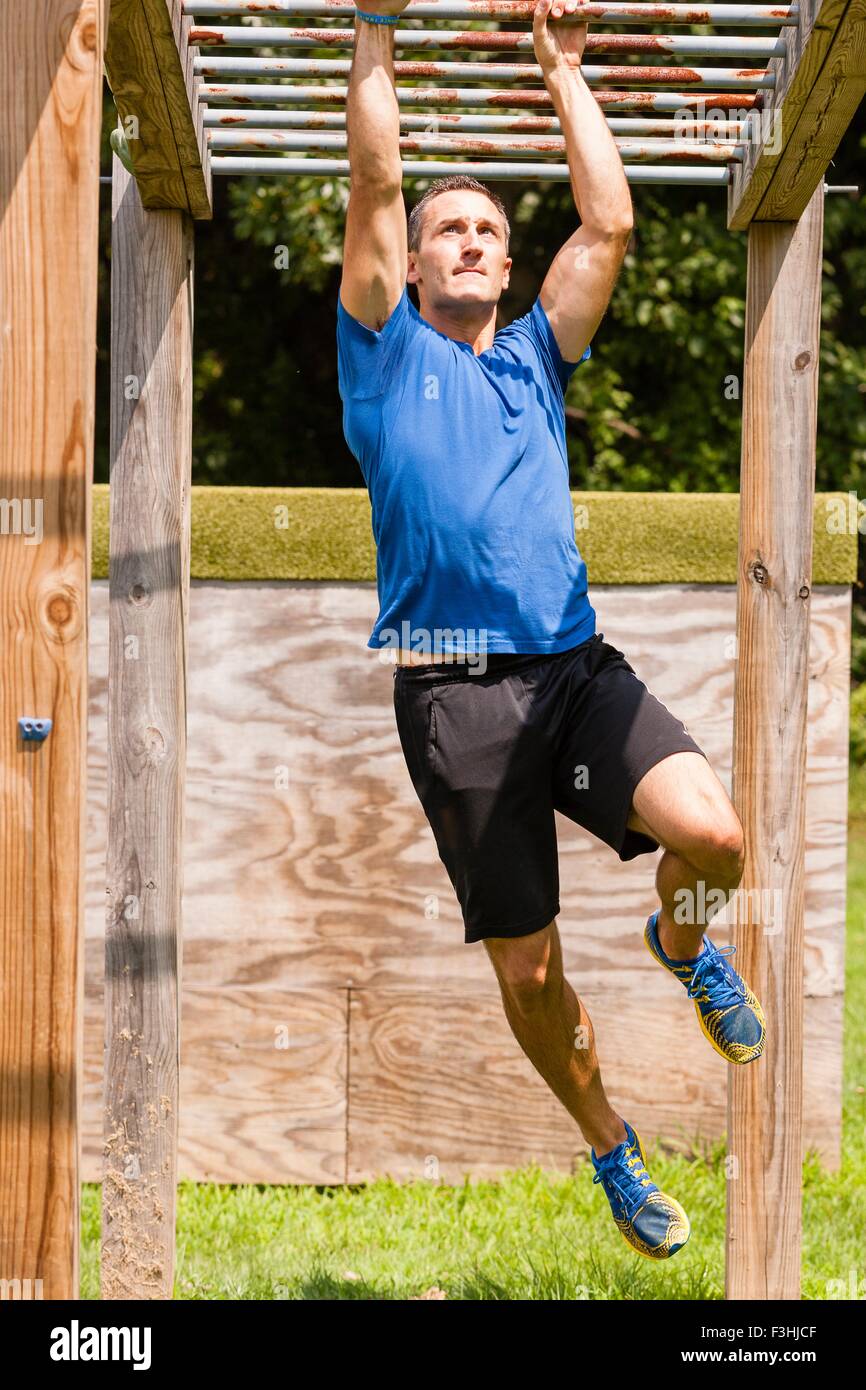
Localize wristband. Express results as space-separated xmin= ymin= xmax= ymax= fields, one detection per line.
xmin=355 ymin=8 xmax=400 ymax=21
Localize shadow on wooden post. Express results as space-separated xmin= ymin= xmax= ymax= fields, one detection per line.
xmin=102 ymin=153 xmax=193 ymax=1301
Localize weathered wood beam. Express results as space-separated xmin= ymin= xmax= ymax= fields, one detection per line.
xmin=102 ymin=156 xmax=193 ymax=1300
xmin=728 ymin=0 xmax=866 ymax=228
xmin=727 ymin=184 xmax=824 ymax=1300
xmin=106 ymin=0 xmax=212 ymax=218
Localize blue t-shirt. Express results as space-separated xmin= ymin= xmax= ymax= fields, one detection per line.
xmin=336 ymin=284 xmax=597 ymax=656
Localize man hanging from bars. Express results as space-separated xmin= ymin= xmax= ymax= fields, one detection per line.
xmin=336 ymin=0 xmax=765 ymax=1261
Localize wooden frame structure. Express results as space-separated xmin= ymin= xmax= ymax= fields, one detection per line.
xmin=1 ymin=0 xmax=863 ymax=1301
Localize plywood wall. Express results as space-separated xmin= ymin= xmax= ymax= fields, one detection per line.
xmin=82 ymin=581 xmax=851 ymax=1183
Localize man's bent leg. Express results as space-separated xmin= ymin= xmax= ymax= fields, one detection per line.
xmin=483 ymin=919 xmax=627 ymax=1157
xmin=627 ymin=750 xmax=745 ymax=959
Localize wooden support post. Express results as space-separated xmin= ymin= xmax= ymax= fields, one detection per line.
xmin=728 ymin=184 xmax=825 ymax=1300
xmin=103 ymin=153 xmax=193 ymax=1300
xmin=0 ymin=0 xmax=105 ymax=1302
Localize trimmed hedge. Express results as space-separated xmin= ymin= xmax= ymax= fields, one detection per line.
xmin=90 ymin=486 xmax=858 ymax=585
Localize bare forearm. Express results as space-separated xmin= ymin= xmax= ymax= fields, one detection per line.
xmin=347 ymin=20 xmax=402 ymax=188
xmin=545 ymin=63 xmax=633 ymax=234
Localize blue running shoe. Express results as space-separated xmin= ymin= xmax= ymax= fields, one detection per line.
xmin=591 ymin=1119 xmax=690 ymax=1260
xmin=644 ymin=908 xmax=765 ymax=1065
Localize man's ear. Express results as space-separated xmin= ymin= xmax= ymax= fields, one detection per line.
xmin=407 ymin=256 xmax=419 ymax=286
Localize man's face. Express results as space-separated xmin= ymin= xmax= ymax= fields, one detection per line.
xmin=407 ymin=190 xmax=511 ymax=312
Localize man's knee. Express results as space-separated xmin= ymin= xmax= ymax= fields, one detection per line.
xmin=696 ymin=814 xmax=745 ymax=886
xmin=484 ymin=922 xmax=558 ymax=1007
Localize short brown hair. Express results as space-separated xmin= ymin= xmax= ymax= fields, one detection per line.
xmin=408 ymin=175 xmax=510 ymax=254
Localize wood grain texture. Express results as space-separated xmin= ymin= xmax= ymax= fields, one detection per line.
xmin=80 ymin=580 xmax=849 ymax=1185
xmin=344 ymin=989 xmax=842 ymax=1183
xmin=83 ymin=963 xmax=348 ymax=1184
xmin=727 ymin=189 xmax=824 ymax=1301
xmin=0 ymin=0 xmax=105 ymax=1302
xmin=728 ymin=0 xmax=866 ymax=229
xmin=753 ymin=0 xmax=866 ymax=223
xmin=103 ymin=159 xmax=193 ymax=1299
xmin=105 ymin=0 xmax=212 ymax=218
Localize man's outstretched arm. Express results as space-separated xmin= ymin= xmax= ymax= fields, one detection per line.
xmin=534 ymin=0 xmax=634 ymax=363
xmin=339 ymin=3 xmax=411 ymax=331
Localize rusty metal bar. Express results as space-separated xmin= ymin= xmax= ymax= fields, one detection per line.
xmin=190 ymin=26 xmax=785 ymax=59
xmin=183 ymin=2 xmax=798 ymax=26
xmin=194 ymin=56 xmax=775 ymax=87
xmin=200 ymin=82 xmax=760 ymax=110
xmin=202 ymin=108 xmax=748 ymax=134
xmin=207 ymin=126 xmax=745 ymax=159
xmin=211 ymin=154 xmax=731 ymax=182
xmin=207 ymin=123 xmax=739 ymax=157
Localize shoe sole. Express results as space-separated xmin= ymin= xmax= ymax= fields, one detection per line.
xmin=615 ymin=1125 xmax=691 ymax=1261
xmin=643 ymin=920 xmax=766 ymax=1066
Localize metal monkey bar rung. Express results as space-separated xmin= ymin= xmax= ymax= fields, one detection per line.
xmin=190 ymin=27 xmax=787 ymax=58
xmin=193 ymin=57 xmax=776 ymax=86
xmin=182 ymin=2 xmax=798 ymax=24
xmin=202 ymin=108 xmax=749 ymax=133
xmin=210 ymin=155 xmax=732 ymax=182
xmin=207 ymin=128 xmax=746 ymax=159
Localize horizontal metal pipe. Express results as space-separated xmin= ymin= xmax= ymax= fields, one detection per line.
xmin=207 ymin=127 xmax=745 ymax=159
xmin=190 ymin=26 xmax=786 ymax=59
xmin=200 ymin=82 xmax=760 ymax=110
xmin=194 ymin=56 xmax=775 ymax=87
xmin=211 ymin=154 xmax=731 ymax=183
xmin=202 ymin=108 xmax=748 ymax=135
xmin=184 ymin=2 xmax=798 ymax=28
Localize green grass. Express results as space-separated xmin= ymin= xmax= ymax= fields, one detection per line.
xmin=80 ymin=771 xmax=866 ymax=1301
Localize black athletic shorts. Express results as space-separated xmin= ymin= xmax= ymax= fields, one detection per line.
xmin=392 ymin=633 xmax=707 ymax=944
